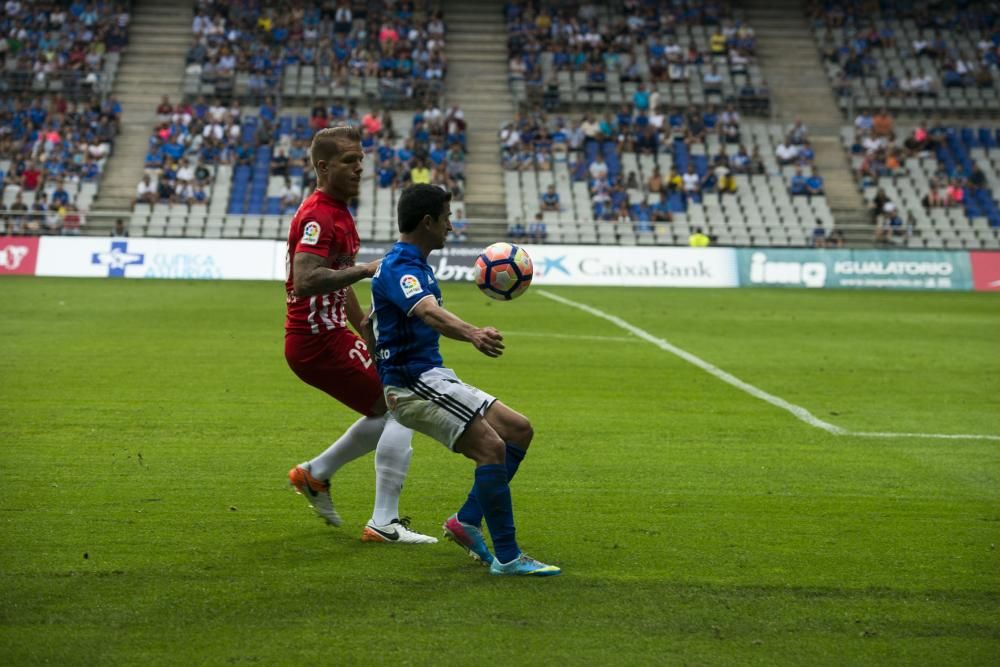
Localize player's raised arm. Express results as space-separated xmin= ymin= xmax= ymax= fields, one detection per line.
xmin=292 ymin=253 xmax=381 ymax=297
xmin=411 ymin=296 xmax=505 ymax=358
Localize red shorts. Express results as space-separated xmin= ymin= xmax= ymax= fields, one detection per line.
xmin=285 ymin=330 xmax=383 ymax=417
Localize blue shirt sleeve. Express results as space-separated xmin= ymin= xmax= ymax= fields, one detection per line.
xmin=379 ymin=257 xmax=435 ymax=316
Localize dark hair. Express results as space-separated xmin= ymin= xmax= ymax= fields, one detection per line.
xmin=309 ymin=124 xmax=361 ymax=168
xmin=397 ymin=184 xmax=451 ymax=233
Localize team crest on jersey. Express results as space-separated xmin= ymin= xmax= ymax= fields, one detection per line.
xmin=400 ymin=274 xmax=423 ymax=298
xmin=301 ymin=221 xmax=321 ymax=245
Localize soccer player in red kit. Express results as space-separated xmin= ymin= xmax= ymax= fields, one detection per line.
xmin=284 ymin=125 xmax=435 ymax=544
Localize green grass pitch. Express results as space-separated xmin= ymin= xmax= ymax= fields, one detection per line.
xmin=1 ymin=276 xmax=998 ymax=665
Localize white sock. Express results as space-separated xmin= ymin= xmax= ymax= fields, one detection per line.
xmin=307 ymin=415 xmax=386 ymax=481
xmin=371 ymin=417 xmax=414 ymax=525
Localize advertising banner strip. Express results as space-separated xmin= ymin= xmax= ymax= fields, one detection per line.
xmin=969 ymin=251 xmax=1000 ymax=291
xmin=364 ymin=244 xmax=741 ymax=288
xmin=0 ymin=237 xmax=40 ymax=275
xmin=11 ymin=237 xmax=999 ymax=292
xmin=736 ymin=248 xmax=976 ymax=291
xmin=35 ymin=237 xmax=283 ymax=281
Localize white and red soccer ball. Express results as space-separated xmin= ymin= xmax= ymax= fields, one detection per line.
xmin=474 ymin=242 xmax=533 ymax=301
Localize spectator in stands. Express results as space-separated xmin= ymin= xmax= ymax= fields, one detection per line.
xmin=790 ymin=168 xmax=808 ymax=196
xmin=776 ymin=138 xmax=799 ymax=166
xmin=703 ymin=64 xmax=723 ymax=95
xmin=872 ymin=108 xmax=895 ymax=140
xmin=805 ymin=167 xmax=825 ymax=196
xmin=507 ymin=218 xmax=527 ymax=243
xmin=528 ymin=212 xmax=548 ymax=244
xmin=855 ymin=110 xmax=873 ymax=134
xmin=968 ymin=164 xmax=987 ymax=194
xmin=434 ymin=204 xmax=465 ymax=244
xmin=112 ymin=218 xmax=128 ymax=237
xmin=280 ymin=176 xmax=302 ymax=211
xmin=797 ymin=140 xmax=816 ymax=165
xmin=156 ymin=96 xmax=173 ymax=124
xmin=410 ymin=159 xmax=431 ymax=185
xmin=5 ymin=194 xmax=28 ymax=235
xmin=271 ymin=149 xmax=290 ymax=177
xmin=21 ymin=161 xmax=41 ymax=192
xmin=875 ymin=200 xmax=902 ymax=244
xmin=712 ymin=159 xmax=736 ymax=197
xmin=59 ymin=202 xmax=86 ymax=236
xmin=682 ymin=165 xmax=702 ymax=202
xmin=647 ymin=165 xmax=664 ymax=195
xmin=812 ymin=220 xmax=827 ymax=248
xmin=135 ymin=175 xmax=157 ymax=207
xmin=588 ymin=154 xmax=609 ymax=184
xmin=922 ymin=178 xmax=946 ymax=209
xmin=827 ymin=229 xmax=845 ymax=247
xmin=946 ymin=179 xmax=965 ymax=206
xmin=870 ymin=188 xmax=890 ymax=223
xmin=632 ymin=83 xmax=650 ymax=112
xmin=787 ymin=118 xmax=809 ymax=145
xmin=731 ymin=145 xmax=752 ymax=174
xmin=540 ymin=185 xmax=561 ymax=212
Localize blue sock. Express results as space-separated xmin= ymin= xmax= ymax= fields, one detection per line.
xmin=473 ymin=463 xmax=519 ymax=563
xmin=457 ymin=443 xmax=526 ymax=527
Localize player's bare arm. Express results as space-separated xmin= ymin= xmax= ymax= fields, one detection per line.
xmin=359 ymin=306 xmax=377 ymax=357
xmin=292 ymin=252 xmax=382 ymax=297
xmin=344 ymin=286 xmax=365 ymax=333
xmin=411 ymin=296 xmax=505 ymax=358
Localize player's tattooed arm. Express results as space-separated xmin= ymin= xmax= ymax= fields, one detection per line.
xmin=292 ymin=252 xmax=381 ymax=297
xmin=412 ymin=297 xmax=505 ymax=358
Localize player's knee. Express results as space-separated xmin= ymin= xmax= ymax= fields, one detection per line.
xmin=478 ymin=433 xmax=506 ymax=465
xmin=511 ymin=418 xmax=533 ymax=449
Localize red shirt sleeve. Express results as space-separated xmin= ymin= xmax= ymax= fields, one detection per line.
xmin=294 ymin=208 xmax=346 ymax=258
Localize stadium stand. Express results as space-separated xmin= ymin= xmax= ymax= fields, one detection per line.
xmin=127 ymin=98 xmax=466 ymax=243
xmin=0 ymin=1 xmax=129 ymax=99
xmin=845 ymin=113 xmax=1000 ymax=249
xmin=502 ymin=107 xmax=832 ymax=246
xmin=182 ymin=0 xmax=447 ymax=108
xmin=1 ymin=94 xmax=122 ymax=234
xmin=808 ymin=0 xmax=999 ymax=115
xmin=505 ymin=0 xmax=770 ymax=116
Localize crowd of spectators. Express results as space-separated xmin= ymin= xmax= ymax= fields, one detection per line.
xmin=135 ymin=94 xmax=467 ymax=213
xmin=501 ymin=101 xmax=777 ymax=227
xmin=504 ymin=0 xmax=769 ymax=114
xmin=848 ymin=107 xmax=997 ymax=243
xmin=812 ymin=1 xmax=998 ymax=104
xmin=185 ymin=0 xmax=447 ymax=102
xmin=370 ymin=101 xmax=466 ymax=200
xmin=0 ymin=0 xmax=130 ymax=96
xmin=1 ymin=94 xmax=120 ymax=235
xmin=138 ymin=95 xmax=249 ymax=206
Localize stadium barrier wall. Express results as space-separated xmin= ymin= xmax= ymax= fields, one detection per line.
xmin=736 ymin=248 xmax=979 ymax=291
xmin=4 ymin=237 xmax=999 ymax=291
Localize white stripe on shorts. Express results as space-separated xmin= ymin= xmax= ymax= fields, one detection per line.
xmin=384 ymin=367 xmax=496 ymax=450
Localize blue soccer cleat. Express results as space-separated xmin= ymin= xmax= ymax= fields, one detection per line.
xmin=442 ymin=514 xmax=495 ymax=565
xmin=489 ymin=553 xmax=561 ymax=577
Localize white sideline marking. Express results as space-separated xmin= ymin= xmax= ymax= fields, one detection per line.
xmin=505 ymin=331 xmax=636 ymax=343
xmin=538 ymin=290 xmax=1000 ymax=442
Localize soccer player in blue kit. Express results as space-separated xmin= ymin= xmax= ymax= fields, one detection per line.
xmin=367 ymin=184 xmax=560 ymax=576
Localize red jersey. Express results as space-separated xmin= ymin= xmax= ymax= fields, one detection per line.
xmin=284 ymin=189 xmax=360 ymax=335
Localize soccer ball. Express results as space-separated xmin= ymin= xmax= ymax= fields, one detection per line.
xmin=474 ymin=242 xmax=533 ymax=301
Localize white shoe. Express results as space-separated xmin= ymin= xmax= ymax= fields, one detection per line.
xmin=361 ymin=517 xmax=438 ymax=544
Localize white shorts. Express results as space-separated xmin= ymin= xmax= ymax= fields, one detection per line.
xmin=384 ymin=367 xmax=496 ymax=450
